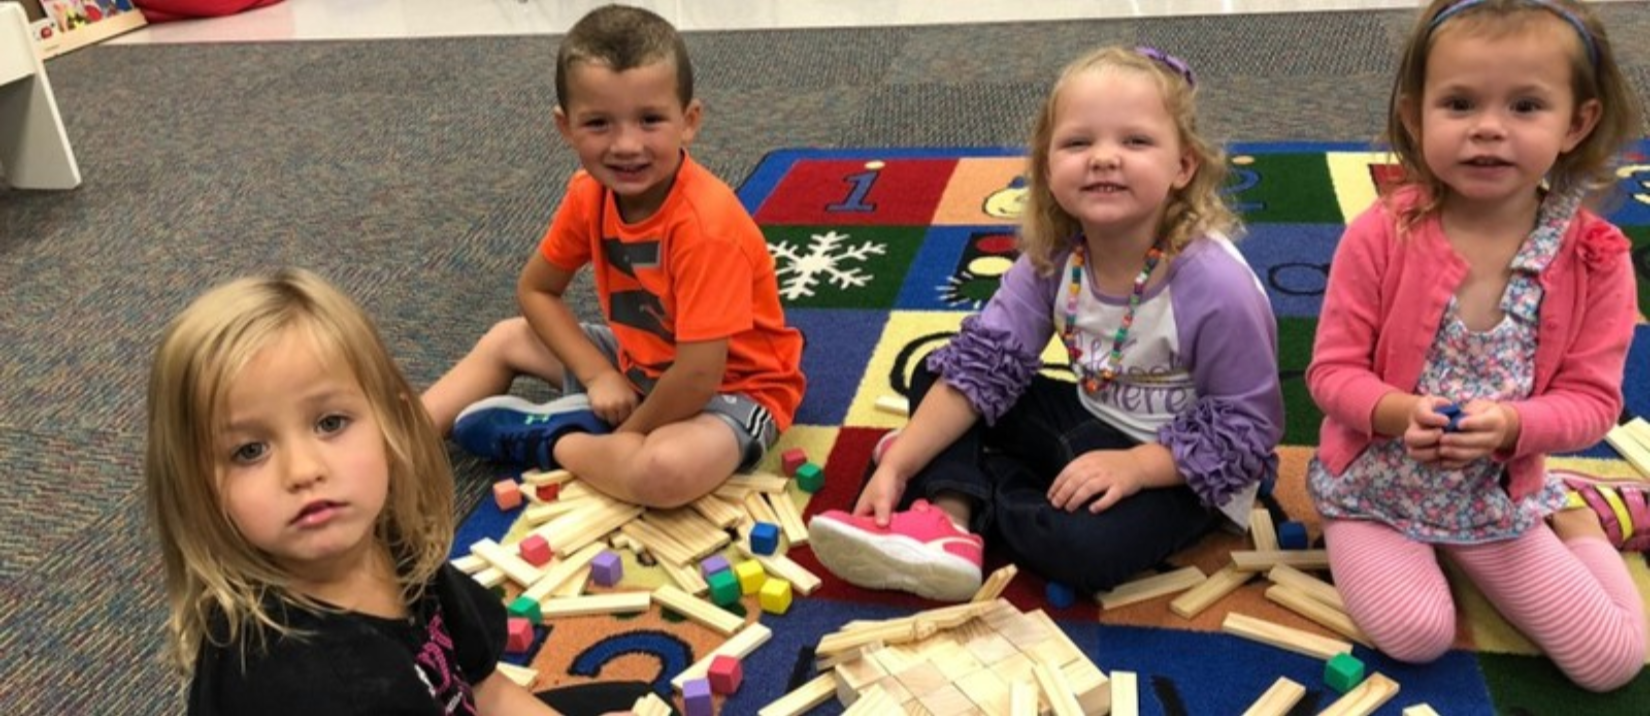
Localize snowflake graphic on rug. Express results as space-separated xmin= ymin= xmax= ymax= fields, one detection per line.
xmin=771 ymin=229 xmax=887 ymax=300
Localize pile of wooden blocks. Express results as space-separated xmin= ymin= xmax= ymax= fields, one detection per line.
xmin=1604 ymin=417 xmax=1650 ymax=479
xmin=760 ymin=566 xmax=1118 ymax=716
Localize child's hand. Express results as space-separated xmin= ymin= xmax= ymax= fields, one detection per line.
xmin=1435 ymin=399 xmax=1512 ymax=469
xmin=853 ymin=465 xmax=908 ymax=527
xmin=586 ymin=372 xmax=638 ymax=425
xmin=1403 ymin=395 xmax=1453 ymax=465
xmin=1048 ymin=450 xmax=1144 ymax=513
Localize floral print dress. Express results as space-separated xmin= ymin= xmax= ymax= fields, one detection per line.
xmin=1309 ymin=194 xmax=1575 ymax=544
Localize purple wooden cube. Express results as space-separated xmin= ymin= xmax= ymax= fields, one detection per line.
xmin=590 ymin=550 xmax=623 ymax=587
xmin=700 ymin=553 xmax=732 ymax=578
xmin=683 ymin=677 xmax=713 ymax=716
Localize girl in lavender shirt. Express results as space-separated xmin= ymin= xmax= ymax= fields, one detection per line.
xmin=808 ymin=46 xmax=1283 ymax=601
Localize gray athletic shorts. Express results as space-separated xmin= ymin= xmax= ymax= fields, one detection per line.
xmin=561 ymin=323 xmax=778 ymax=472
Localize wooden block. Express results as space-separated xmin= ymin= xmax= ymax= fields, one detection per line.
xmin=781 ymin=447 xmax=809 ymax=476
xmin=891 ymin=662 xmax=951 ymax=698
xmin=875 ymin=394 xmax=911 ymax=416
xmin=1009 ymin=680 xmax=1037 ymax=716
xmin=1250 ymin=507 xmax=1279 ymax=552
xmin=735 ymin=540 xmax=822 ymax=594
xmin=1221 ymin=612 xmax=1353 ymax=660
xmin=464 ymin=567 xmax=505 ymax=589
xmin=727 ymin=473 xmax=792 ymax=494
xmin=690 ymin=493 xmax=746 ymax=528
xmin=495 ymin=661 xmax=537 ymax=688
xmin=1030 ymin=656 xmax=1084 ymax=716
xmin=1402 ymin=705 xmax=1442 ymax=716
xmin=653 ymin=584 xmax=744 ymax=635
xmin=820 ymin=619 xmax=936 ymax=656
xmin=835 ymin=655 xmax=891 ymax=704
xmin=757 ymin=673 xmax=838 ymax=716
xmin=1062 ymin=658 xmax=1112 ymax=716
xmin=520 ymin=542 xmax=606 ymax=603
xmin=646 ymin=508 xmax=731 ymax=558
xmin=518 ymin=534 xmax=553 ymax=566
xmin=1319 ymin=673 xmax=1400 ymax=716
xmin=538 ymin=591 xmax=651 ymax=618
xmin=1231 ymin=549 xmax=1330 ymax=573
xmin=971 ymin=564 xmax=1018 ymax=603
xmin=741 ymin=492 xmax=782 ymax=531
xmin=631 ymin=692 xmax=672 ymax=716
xmin=522 ymin=468 xmax=576 ymax=486
xmin=1264 ymin=584 xmax=1372 ymax=647
xmin=543 ymin=500 xmax=644 ymax=555
xmin=1096 ymin=565 xmax=1208 ymax=610
xmin=766 ymin=491 xmax=810 ymax=545
xmin=707 ymin=654 xmax=743 ymax=694
xmin=523 ymin=496 xmax=590 ymax=525
xmin=734 ymin=559 xmax=767 ymax=594
xmin=660 ymin=553 xmax=711 ymax=595
xmin=470 ymin=538 xmax=544 ymax=587
xmin=1266 ymin=564 xmax=1347 ymax=612
xmin=1111 ymin=671 xmax=1139 ymax=716
xmin=1025 ymin=610 xmax=1085 ymax=668
xmin=760 ymin=578 xmax=793 ymax=614
xmin=843 ymin=683 xmax=896 ymax=716
xmin=1606 ymin=421 xmax=1650 ymax=478
xmin=954 ymin=667 xmax=1011 ymax=716
xmin=1239 ymin=677 xmax=1305 ymax=716
xmin=451 ymin=555 xmax=487 ymax=573
xmin=672 ymin=622 xmax=773 ymax=690
xmin=552 ymin=566 xmax=591 ymax=598
xmin=620 ymin=520 xmax=698 ymax=566
xmin=1170 ymin=563 xmax=1254 ymax=619
xmin=493 ymin=479 xmax=522 ymax=510
xmin=914 ymin=683 xmax=981 ymax=716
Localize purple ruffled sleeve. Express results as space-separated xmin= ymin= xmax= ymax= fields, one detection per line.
xmin=925 ymin=315 xmax=1041 ymax=425
xmin=1158 ymin=397 xmax=1279 ymax=508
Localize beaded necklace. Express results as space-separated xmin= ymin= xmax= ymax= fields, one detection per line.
xmin=1061 ymin=242 xmax=1163 ymax=394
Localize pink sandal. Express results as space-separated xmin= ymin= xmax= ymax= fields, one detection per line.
xmin=1557 ymin=470 xmax=1650 ymax=552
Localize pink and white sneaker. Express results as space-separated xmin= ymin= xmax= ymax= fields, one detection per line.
xmin=807 ymin=499 xmax=984 ymax=601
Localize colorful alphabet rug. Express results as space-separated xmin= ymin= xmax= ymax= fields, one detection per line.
xmin=455 ymin=143 xmax=1650 ymax=715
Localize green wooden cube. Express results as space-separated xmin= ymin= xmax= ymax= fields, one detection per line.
xmin=795 ymin=462 xmax=825 ymax=493
xmin=508 ymin=595 xmax=542 ymax=625
xmin=708 ymin=569 xmax=742 ymax=607
xmin=1324 ymin=652 xmax=1365 ymax=694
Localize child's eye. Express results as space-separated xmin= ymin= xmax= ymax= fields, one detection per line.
xmin=1125 ymin=136 xmax=1154 ymax=147
xmin=317 ymin=414 xmax=351 ymax=435
xmin=1511 ymin=99 xmax=1545 ymax=114
xmin=231 ymin=442 xmax=267 ymax=464
xmin=1441 ymin=97 xmax=1473 ymax=112
xmin=582 ymin=119 xmax=608 ymax=130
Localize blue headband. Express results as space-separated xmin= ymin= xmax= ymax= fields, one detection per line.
xmin=1428 ymin=0 xmax=1599 ymax=67
xmin=1136 ymin=46 xmax=1196 ymax=88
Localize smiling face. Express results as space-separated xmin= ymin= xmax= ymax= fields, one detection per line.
xmin=214 ymin=326 xmax=389 ymax=580
xmin=555 ymin=59 xmax=703 ymax=223
xmin=1044 ymin=68 xmax=1196 ymax=245
xmin=1413 ymin=16 xmax=1599 ymax=215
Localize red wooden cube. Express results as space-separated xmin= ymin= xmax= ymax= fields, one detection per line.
xmin=519 ymin=534 xmax=553 ymax=566
xmin=708 ymin=654 xmax=743 ymax=694
xmin=781 ymin=447 xmax=808 ymax=476
xmin=493 ymin=479 xmax=522 ymax=510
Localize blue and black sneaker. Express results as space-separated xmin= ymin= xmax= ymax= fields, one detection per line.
xmin=451 ymin=394 xmax=611 ymax=470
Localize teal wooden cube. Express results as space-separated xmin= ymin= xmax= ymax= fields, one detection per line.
xmin=795 ymin=462 xmax=825 ymax=493
xmin=1325 ymin=652 xmax=1365 ymax=693
xmin=508 ymin=595 xmax=542 ymax=625
xmin=708 ymin=569 xmax=742 ymax=607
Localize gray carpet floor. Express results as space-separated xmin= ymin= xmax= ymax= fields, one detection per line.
xmin=3 ymin=5 xmax=1649 ymax=712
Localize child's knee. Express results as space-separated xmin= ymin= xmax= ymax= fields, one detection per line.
xmin=628 ymin=449 xmax=723 ymax=509
xmin=1561 ymin=637 xmax=1646 ymax=693
xmin=1367 ymin=610 xmax=1454 ymax=663
xmin=477 ymin=317 xmax=533 ymax=353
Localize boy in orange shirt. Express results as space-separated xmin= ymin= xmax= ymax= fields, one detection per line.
xmin=425 ymin=4 xmax=805 ymax=509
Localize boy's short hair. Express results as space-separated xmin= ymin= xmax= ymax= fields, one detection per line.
xmin=555 ymin=4 xmax=694 ymax=109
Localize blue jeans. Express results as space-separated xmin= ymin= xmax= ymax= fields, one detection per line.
xmin=897 ymin=366 xmax=1219 ymax=594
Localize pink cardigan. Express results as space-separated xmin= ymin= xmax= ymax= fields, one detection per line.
xmin=1308 ymin=188 xmax=1638 ymax=500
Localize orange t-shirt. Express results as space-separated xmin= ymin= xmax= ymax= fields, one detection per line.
xmin=538 ymin=154 xmax=805 ymax=430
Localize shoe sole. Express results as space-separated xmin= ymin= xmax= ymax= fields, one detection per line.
xmin=808 ymin=516 xmax=981 ymax=602
xmin=454 ymin=394 xmax=592 ymax=424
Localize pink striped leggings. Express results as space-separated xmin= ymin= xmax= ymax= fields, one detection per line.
xmin=1323 ymin=518 xmax=1647 ymax=692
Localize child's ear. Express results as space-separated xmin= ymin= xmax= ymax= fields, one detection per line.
xmin=1562 ymin=98 xmax=1602 ymax=153
xmin=682 ymin=99 xmax=704 ymax=145
xmin=553 ymin=105 xmax=572 ymax=141
xmin=1173 ymin=148 xmax=1199 ymax=190
xmin=1398 ymin=95 xmax=1422 ymax=148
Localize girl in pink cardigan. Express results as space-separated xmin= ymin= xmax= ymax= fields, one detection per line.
xmin=1308 ymin=0 xmax=1645 ymax=692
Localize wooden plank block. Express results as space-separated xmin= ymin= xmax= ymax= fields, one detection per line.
xmin=1239 ymin=677 xmax=1305 ymax=716
xmin=713 ymin=483 xmax=754 ymax=502
xmin=972 ymin=564 xmax=1018 ymax=603
xmin=727 ymin=473 xmax=791 ymax=494
xmin=690 ymin=493 xmax=746 ymax=528
xmin=622 ymin=519 xmax=699 ymax=566
xmin=766 ymin=490 xmax=810 ymax=545
xmin=742 ymin=491 xmax=781 ymax=532
xmin=819 ymin=619 xmax=936 ymax=656
xmin=758 ymin=673 xmax=839 ymax=716
xmin=523 ymin=495 xmax=591 ymax=525
xmin=631 ymin=692 xmax=671 ymax=716
xmin=464 ymin=567 xmax=505 ymax=589
xmin=451 ymin=555 xmax=487 ymax=573
xmin=495 ymin=661 xmax=537 ymax=688
xmin=1111 ymin=671 xmax=1139 ymax=716
xmin=1170 ymin=563 xmax=1254 ymax=619
xmin=522 ymin=468 xmax=576 ymax=486
xmin=538 ymin=591 xmax=652 ymax=619
xmin=1606 ymin=421 xmax=1650 ymax=478
xmin=659 ymin=553 xmax=710 ymax=595
xmin=842 ymin=683 xmax=895 ymax=716
xmin=552 ymin=566 xmax=591 ymax=598
xmin=653 ymin=584 xmax=744 ymax=635
xmin=953 ymin=667 xmax=1011 ymax=716
xmin=541 ymin=500 xmax=644 ymax=555
xmin=1250 ymin=508 xmax=1280 ymax=552
xmin=672 ymin=622 xmax=773 ymax=690
xmin=645 ymin=508 xmax=730 ymax=559
xmin=520 ymin=542 xmax=606 ymax=603
xmin=1025 ymin=610 xmax=1087 ymax=669
xmin=1266 ymin=564 xmax=1347 ymax=612
xmin=1263 ymin=584 xmax=1372 ymax=648
xmin=1221 ymin=612 xmax=1352 ymax=660
xmin=1063 ymin=658 xmax=1111 ymax=716
xmin=1319 ymin=673 xmax=1400 ymax=716
xmin=1096 ymin=566 xmax=1208 ymax=610
xmin=1231 ymin=550 xmax=1331 ymax=573
xmin=469 ymin=538 xmax=544 ymax=587
xmin=1402 ymin=705 xmax=1441 ymax=716
xmin=734 ymin=540 xmax=822 ymax=594
xmin=875 ymin=394 xmax=911 ymax=416
xmin=1009 ymin=680 xmax=1037 ymax=716
xmin=1030 ymin=656 xmax=1084 ymax=716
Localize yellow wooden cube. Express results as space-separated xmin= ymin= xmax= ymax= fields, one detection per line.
xmin=734 ymin=559 xmax=767 ymax=595
xmin=759 ymin=578 xmax=793 ymax=614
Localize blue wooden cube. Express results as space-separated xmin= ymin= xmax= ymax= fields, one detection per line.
xmin=750 ymin=521 xmax=781 ymax=555
xmin=1278 ymin=521 xmax=1309 ymax=550
xmin=1046 ymin=581 xmax=1077 ymax=609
